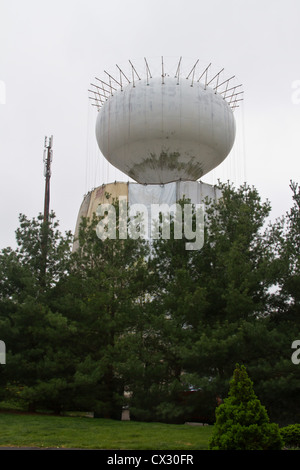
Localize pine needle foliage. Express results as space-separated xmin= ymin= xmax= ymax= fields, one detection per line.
xmin=209 ymin=364 xmax=283 ymax=450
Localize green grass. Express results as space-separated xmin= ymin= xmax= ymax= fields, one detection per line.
xmin=0 ymin=412 xmax=213 ymax=450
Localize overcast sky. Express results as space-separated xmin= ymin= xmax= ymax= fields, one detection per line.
xmin=0 ymin=0 xmax=299 ymax=249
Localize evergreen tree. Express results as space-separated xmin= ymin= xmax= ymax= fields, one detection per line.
xmin=0 ymin=212 xmax=75 ymax=412
xmin=62 ymin=203 xmax=152 ymax=418
xmin=209 ymin=364 xmax=283 ymax=450
xmin=1 ymin=181 xmax=298 ymax=423
xmin=257 ymin=181 xmax=300 ymax=424
xmin=147 ymin=181 xmax=299 ymax=424
xmin=151 ymin=182 xmax=276 ymax=417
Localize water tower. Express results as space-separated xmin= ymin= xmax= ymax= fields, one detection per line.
xmin=74 ymin=57 xmax=243 ymax=243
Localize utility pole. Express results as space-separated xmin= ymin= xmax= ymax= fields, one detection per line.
xmin=41 ymin=136 xmax=53 ymax=287
xmin=43 ymin=135 xmax=53 ymax=223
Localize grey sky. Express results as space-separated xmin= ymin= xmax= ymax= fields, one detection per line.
xmin=0 ymin=0 xmax=299 ymax=248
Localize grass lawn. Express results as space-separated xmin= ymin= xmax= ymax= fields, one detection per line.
xmin=0 ymin=411 xmax=213 ymax=450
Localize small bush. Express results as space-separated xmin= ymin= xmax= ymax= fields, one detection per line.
xmin=209 ymin=364 xmax=283 ymax=450
xmin=280 ymin=424 xmax=300 ymax=448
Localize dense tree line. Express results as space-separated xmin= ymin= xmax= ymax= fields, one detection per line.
xmin=0 ymin=181 xmax=299 ymax=425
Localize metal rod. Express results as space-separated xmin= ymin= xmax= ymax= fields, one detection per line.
xmin=161 ymin=56 xmax=164 ymax=84
xmin=116 ymin=64 xmax=131 ymax=85
xmin=206 ymin=68 xmax=224 ymax=87
xmin=88 ymin=95 xmax=103 ymax=105
xmin=228 ymin=87 xmax=238 ymax=103
xmin=191 ymin=60 xmax=199 ymax=87
xmin=88 ymin=89 xmax=106 ymax=99
xmin=129 ymin=60 xmax=141 ymax=86
xmin=130 ymin=60 xmax=141 ymax=80
xmin=186 ymin=59 xmax=199 ymax=80
xmin=175 ymin=56 xmax=182 ymax=84
xmin=213 ymin=75 xmax=235 ymax=91
xmin=196 ymin=63 xmax=211 ymax=90
xmin=226 ymin=87 xmax=244 ymax=104
xmin=224 ymin=91 xmax=244 ymax=101
xmin=226 ymin=91 xmax=244 ymax=98
xmin=223 ymin=79 xmax=230 ymax=96
xmin=214 ymin=71 xmax=221 ymax=93
xmin=230 ymin=98 xmax=244 ymax=103
xmin=221 ymin=77 xmax=234 ymax=97
xmin=204 ymin=65 xmax=210 ymax=89
xmin=144 ymin=57 xmax=152 ymax=85
xmin=104 ymin=70 xmax=122 ymax=88
xmin=90 ymin=85 xmax=109 ymax=99
xmin=220 ymin=83 xmax=242 ymax=95
xmin=99 ymin=79 xmax=114 ymax=96
xmin=91 ymin=81 xmax=110 ymax=99
xmin=119 ymin=68 xmax=123 ymax=90
xmin=95 ymin=77 xmax=117 ymax=92
xmin=197 ymin=63 xmax=211 ymax=82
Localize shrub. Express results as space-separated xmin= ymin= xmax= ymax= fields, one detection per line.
xmin=209 ymin=364 xmax=283 ymax=450
xmin=280 ymin=424 xmax=300 ymax=448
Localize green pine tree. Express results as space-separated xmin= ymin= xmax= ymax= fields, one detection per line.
xmin=0 ymin=212 xmax=75 ymax=413
xmin=209 ymin=364 xmax=283 ymax=450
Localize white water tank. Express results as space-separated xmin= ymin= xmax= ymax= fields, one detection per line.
xmin=95 ymin=74 xmax=236 ymax=184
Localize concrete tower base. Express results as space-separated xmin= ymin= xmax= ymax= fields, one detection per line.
xmin=73 ymin=180 xmax=222 ymax=250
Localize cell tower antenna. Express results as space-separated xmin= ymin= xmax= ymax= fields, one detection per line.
xmin=43 ymin=135 xmax=53 ymax=223
xmin=41 ymin=135 xmax=53 ymax=287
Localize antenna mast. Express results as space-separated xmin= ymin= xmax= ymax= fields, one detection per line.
xmin=41 ymin=135 xmax=53 ymax=288
xmin=43 ymin=135 xmax=53 ymax=222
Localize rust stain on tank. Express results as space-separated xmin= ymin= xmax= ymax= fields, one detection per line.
xmin=128 ymin=151 xmax=204 ymax=182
